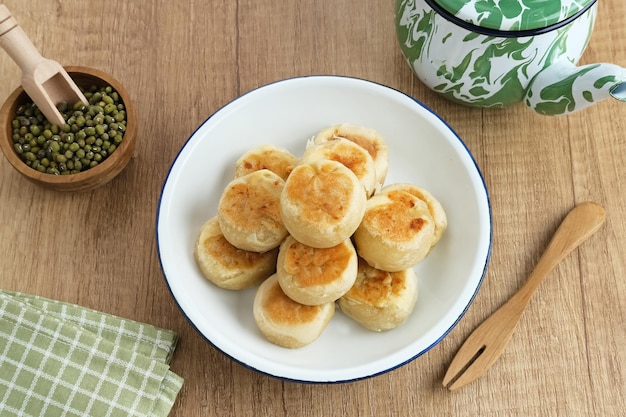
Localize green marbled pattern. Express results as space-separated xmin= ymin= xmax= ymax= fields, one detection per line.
xmin=395 ymin=0 xmax=626 ymax=115
xmin=435 ymin=0 xmax=595 ymax=31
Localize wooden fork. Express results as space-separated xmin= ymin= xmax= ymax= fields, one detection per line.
xmin=442 ymin=201 xmax=606 ymax=390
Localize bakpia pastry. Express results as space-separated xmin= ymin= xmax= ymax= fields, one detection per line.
xmin=276 ymin=236 xmax=358 ymax=305
xmin=313 ymin=123 xmax=389 ymax=187
xmin=217 ymin=169 xmax=288 ymax=252
xmin=253 ymin=274 xmax=335 ymax=348
xmin=380 ymin=183 xmax=447 ymax=246
xmin=233 ymin=144 xmax=298 ymax=181
xmin=337 ymin=258 xmax=418 ymax=331
xmin=194 ymin=217 xmax=278 ymax=290
xmin=193 ymin=123 xmax=448 ymax=348
xmin=301 ymin=138 xmax=377 ymax=197
xmin=280 ymin=159 xmax=366 ymax=248
xmin=353 ymin=189 xmax=435 ymax=271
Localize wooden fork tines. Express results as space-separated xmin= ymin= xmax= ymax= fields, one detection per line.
xmin=443 ymin=202 xmax=606 ymax=390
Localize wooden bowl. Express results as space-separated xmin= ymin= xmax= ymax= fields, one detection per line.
xmin=0 ymin=66 xmax=136 ymax=192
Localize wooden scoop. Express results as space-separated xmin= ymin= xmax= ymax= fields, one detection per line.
xmin=0 ymin=5 xmax=87 ymax=126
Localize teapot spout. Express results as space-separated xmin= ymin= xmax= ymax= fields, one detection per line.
xmin=610 ymin=80 xmax=626 ymax=101
xmin=525 ymin=61 xmax=626 ymax=116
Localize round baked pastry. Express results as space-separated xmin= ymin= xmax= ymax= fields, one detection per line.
xmin=380 ymin=183 xmax=447 ymax=246
xmin=280 ymin=159 xmax=366 ymax=248
xmin=194 ymin=217 xmax=278 ymax=290
xmin=301 ymin=138 xmax=377 ymax=197
xmin=313 ymin=123 xmax=389 ymax=187
xmin=337 ymin=258 xmax=418 ymax=331
xmin=353 ymin=189 xmax=435 ymax=271
xmin=253 ymin=274 xmax=335 ymax=348
xmin=217 ymin=169 xmax=288 ymax=252
xmin=233 ymin=144 xmax=298 ymax=181
xmin=276 ymin=236 xmax=358 ymax=305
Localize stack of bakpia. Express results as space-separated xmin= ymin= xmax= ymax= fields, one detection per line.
xmin=194 ymin=123 xmax=447 ymax=348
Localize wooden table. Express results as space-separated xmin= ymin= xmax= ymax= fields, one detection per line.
xmin=1 ymin=1 xmax=624 ymax=416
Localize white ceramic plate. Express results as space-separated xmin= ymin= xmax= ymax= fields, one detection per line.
xmin=157 ymin=76 xmax=491 ymax=383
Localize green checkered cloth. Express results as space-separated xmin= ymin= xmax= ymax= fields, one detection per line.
xmin=0 ymin=290 xmax=183 ymax=417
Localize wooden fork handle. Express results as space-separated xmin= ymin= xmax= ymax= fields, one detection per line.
xmin=443 ymin=202 xmax=606 ymax=391
xmin=0 ymin=5 xmax=47 ymax=75
xmin=512 ymin=201 xmax=606 ymax=309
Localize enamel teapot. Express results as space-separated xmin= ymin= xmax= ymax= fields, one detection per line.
xmin=395 ymin=0 xmax=626 ymax=115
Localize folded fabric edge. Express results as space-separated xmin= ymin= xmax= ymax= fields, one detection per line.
xmin=1 ymin=289 xmax=179 ymax=365
xmin=149 ymin=371 xmax=185 ymax=417
xmin=0 ymin=293 xmax=185 ymax=417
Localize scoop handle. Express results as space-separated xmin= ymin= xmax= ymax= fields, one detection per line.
xmin=0 ymin=5 xmax=47 ymax=75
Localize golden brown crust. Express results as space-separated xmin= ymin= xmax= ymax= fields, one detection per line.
xmin=217 ymin=169 xmax=288 ymax=252
xmin=337 ymin=258 xmax=418 ymax=331
xmin=253 ymin=274 xmax=335 ymax=348
xmin=276 ymin=236 xmax=358 ymax=305
xmin=194 ymin=217 xmax=278 ymax=290
xmin=353 ymin=190 xmax=435 ymax=271
xmin=280 ymin=160 xmax=366 ymax=248
xmin=380 ymin=183 xmax=447 ymax=246
xmin=234 ymin=144 xmax=298 ymax=181
xmin=301 ymin=138 xmax=377 ymax=196
xmin=313 ymin=123 xmax=389 ymax=186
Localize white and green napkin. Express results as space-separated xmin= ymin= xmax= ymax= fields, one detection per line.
xmin=0 ymin=290 xmax=183 ymax=417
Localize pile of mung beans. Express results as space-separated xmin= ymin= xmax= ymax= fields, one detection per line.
xmin=11 ymin=84 xmax=127 ymax=175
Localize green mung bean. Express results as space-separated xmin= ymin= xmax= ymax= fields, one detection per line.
xmin=10 ymin=84 xmax=127 ymax=175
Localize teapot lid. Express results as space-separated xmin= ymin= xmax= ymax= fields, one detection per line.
xmin=427 ymin=0 xmax=597 ymax=34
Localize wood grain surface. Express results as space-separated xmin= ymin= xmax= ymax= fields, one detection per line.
xmin=0 ymin=1 xmax=624 ymax=416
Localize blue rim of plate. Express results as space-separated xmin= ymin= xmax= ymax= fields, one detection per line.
xmin=156 ymin=75 xmax=493 ymax=384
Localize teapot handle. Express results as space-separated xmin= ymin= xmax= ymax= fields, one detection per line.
xmin=524 ymin=61 xmax=626 ymax=116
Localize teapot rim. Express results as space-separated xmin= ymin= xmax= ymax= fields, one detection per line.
xmin=422 ymin=0 xmax=597 ymax=38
